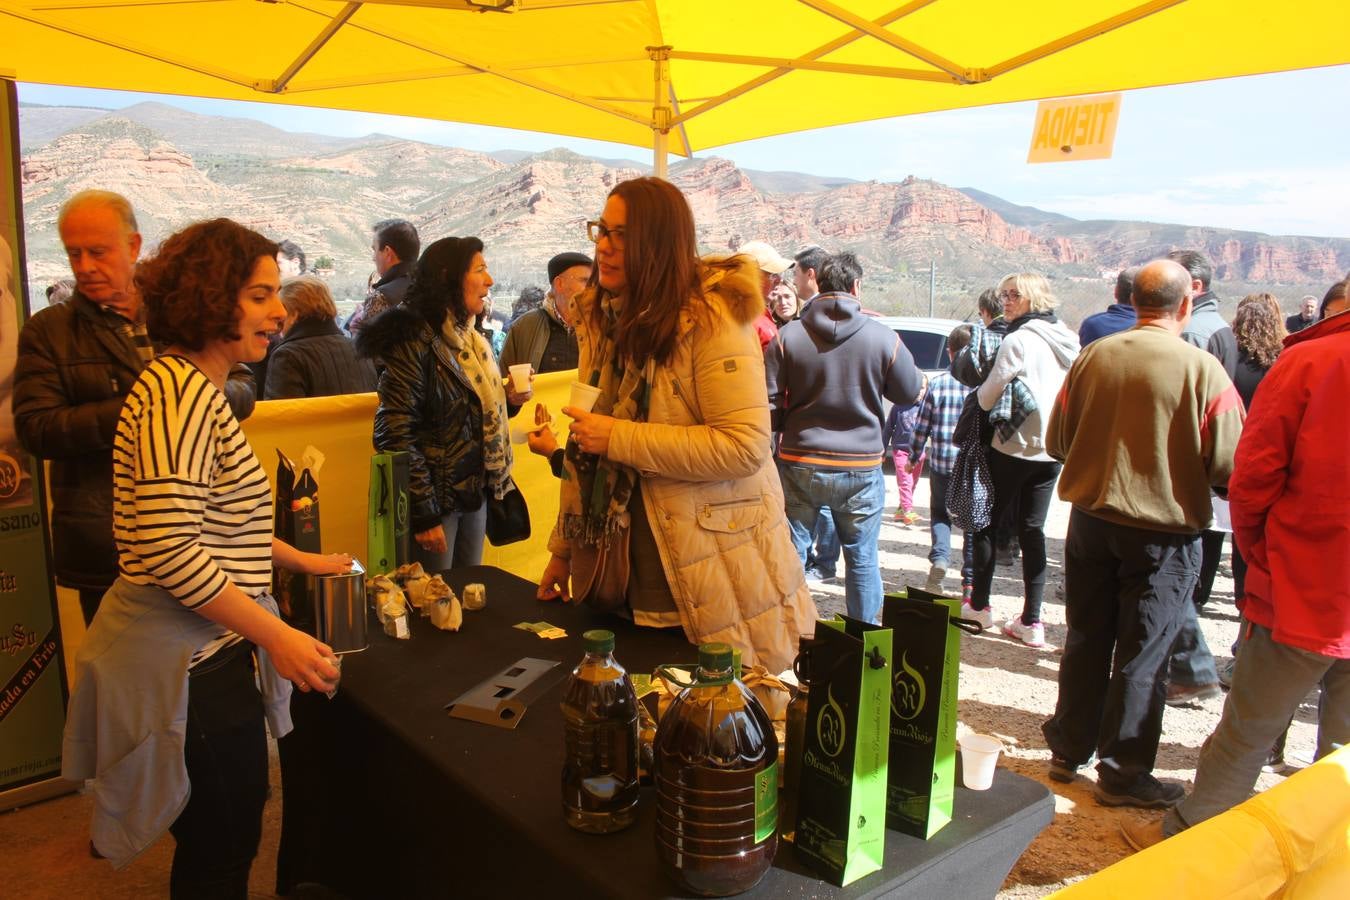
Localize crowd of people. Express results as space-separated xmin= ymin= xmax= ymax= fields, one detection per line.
xmin=14 ymin=181 xmax=1348 ymax=893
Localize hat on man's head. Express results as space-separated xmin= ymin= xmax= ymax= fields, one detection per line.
xmin=548 ymin=251 xmax=593 ymax=283
xmin=737 ymin=240 xmax=794 ymax=275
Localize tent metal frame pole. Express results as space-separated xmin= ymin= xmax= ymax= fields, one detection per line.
xmin=669 ymin=50 xmax=959 ymax=84
xmin=650 ymin=44 xmax=671 ymax=179
xmin=983 ymin=0 xmax=1188 ymax=79
xmin=264 ymin=1 xmax=363 ymax=93
xmin=796 ymin=0 xmax=972 ymax=81
xmin=672 ymin=0 xmax=932 ymax=129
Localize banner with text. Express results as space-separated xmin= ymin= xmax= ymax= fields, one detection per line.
xmin=1027 ymin=92 xmax=1122 ymax=163
xmin=0 ymin=77 xmax=70 ymax=805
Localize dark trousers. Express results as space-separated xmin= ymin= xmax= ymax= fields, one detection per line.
xmin=276 ymin=687 xmax=332 ymax=894
xmin=1043 ymin=510 xmax=1199 ymax=786
xmin=970 ymin=452 xmax=1060 ymax=624
xmin=169 ymin=641 xmax=268 ymax=900
xmin=1167 ymin=528 xmax=1225 ymax=686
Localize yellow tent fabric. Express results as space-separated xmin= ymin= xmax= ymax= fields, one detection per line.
xmin=240 ymin=370 xmax=572 ymax=583
xmin=1052 ymin=745 xmax=1350 ymax=899
xmin=3 ymin=1 xmax=1349 ymax=157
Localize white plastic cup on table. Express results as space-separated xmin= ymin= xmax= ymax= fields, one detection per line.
xmin=957 ymin=733 xmax=1002 ymax=790
xmin=569 ymin=381 xmax=601 ymax=414
xmin=509 ymin=363 xmax=533 ymax=394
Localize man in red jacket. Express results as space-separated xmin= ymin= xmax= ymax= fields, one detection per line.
xmin=1124 ymin=304 xmax=1350 ymax=849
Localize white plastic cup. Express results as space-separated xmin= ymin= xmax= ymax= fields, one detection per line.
xmin=508 ymin=363 xmax=532 ymax=393
xmin=569 ymin=381 xmax=601 ymax=414
xmin=958 ymin=733 xmax=1002 ymax=790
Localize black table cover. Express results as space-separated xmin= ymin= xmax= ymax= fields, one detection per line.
xmin=315 ymin=566 xmax=1052 ymax=899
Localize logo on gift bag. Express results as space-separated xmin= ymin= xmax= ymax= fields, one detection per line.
xmin=816 ymin=685 xmax=847 ymax=758
xmin=891 ymin=652 xmax=927 ymax=721
xmin=0 ymin=452 xmax=22 ymax=500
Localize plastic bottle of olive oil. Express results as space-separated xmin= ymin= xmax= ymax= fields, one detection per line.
xmin=561 ymin=629 xmax=640 ymax=833
xmin=653 ymin=643 xmax=779 ymax=896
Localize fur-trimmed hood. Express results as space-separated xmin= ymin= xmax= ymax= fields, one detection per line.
xmin=353 ymin=304 xmax=429 ymax=360
xmin=570 ymin=253 xmax=765 ymax=332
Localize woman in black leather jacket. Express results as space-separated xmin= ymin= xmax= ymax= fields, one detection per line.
xmin=356 ymin=237 xmax=530 ymax=570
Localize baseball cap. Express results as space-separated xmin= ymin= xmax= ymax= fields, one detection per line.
xmin=737 ymin=240 xmax=794 ymax=275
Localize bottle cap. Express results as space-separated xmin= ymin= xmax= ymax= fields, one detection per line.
xmin=698 ymin=642 xmax=734 ymax=672
xmin=583 ymin=629 xmax=615 ymax=654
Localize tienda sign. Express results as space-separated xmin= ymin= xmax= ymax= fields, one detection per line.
xmin=1027 ymin=93 xmax=1122 ymax=163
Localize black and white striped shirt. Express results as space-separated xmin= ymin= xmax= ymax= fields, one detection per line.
xmin=112 ymin=356 xmax=272 ymax=663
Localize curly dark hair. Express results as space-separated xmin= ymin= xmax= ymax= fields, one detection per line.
xmin=405 ymin=236 xmax=484 ymax=332
xmin=137 ymin=219 xmax=278 ymax=351
xmin=1233 ymin=293 xmax=1286 ymax=369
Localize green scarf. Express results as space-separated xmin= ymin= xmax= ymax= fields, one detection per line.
xmin=559 ymin=293 xmax=650 ymax=547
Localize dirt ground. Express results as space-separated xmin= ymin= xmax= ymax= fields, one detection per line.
xmin=804 ymin=474 xmax=1320 ymax=895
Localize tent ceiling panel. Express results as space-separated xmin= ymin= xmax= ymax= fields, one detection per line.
xmin=1 ymin=0 xmax=1347 ymax=156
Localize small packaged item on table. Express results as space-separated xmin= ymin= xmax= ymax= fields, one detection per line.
xmin=462 ymin=582 xmax=486 ymax=610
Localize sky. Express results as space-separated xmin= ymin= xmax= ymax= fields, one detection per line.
xmin=18 ymin=63 xmax=1350 ymax=239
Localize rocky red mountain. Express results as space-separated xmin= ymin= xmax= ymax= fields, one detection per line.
xmin=18 ymin=102 xmax=1349 ymax=320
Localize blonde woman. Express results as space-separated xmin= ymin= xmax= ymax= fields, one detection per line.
xmin=967 ymin=272 xmax=1080 ymax=647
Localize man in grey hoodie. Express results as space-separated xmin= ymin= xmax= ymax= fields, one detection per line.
xmin=765 ymin=252 xmax=924 ymax=623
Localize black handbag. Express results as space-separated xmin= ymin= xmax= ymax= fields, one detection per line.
xmin=947 ymin=396 xmax=995 ymax=533
xmin=484 ymin=478 xmax=530 ymax=545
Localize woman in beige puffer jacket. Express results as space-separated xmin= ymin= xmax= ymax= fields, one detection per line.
xmin=538 ymin=177 xmax=815 ymax=672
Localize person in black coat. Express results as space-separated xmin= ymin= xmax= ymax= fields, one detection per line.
xmin=355 ymin=237 xmax=531 ymax=570
xmin=264 ymin=276 xmax=377 ymax=400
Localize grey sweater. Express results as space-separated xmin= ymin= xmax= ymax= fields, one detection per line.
xmin=766 ymin=293 xmax=923 ymax=469
xmin=62 ymin=580 xmax=292 ymax=868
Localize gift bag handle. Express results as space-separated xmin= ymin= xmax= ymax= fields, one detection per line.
xmin=655 ymin=663 xmax=735 ymax=689
xmin=951 ymin=617 xmax=984 ymax=636
xmin=891 ymin=603 xmax=984 ymax=636
xmin=375 ymin=461 xmax=390 ymax=517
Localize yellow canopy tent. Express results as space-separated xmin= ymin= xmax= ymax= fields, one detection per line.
xmin=3 ymin=0 xmax=1349 ymax=175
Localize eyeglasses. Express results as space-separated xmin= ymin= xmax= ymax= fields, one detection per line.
xmin=998 ymin=289 xmax=1022 ymax=302
xmin=586 ymin=220 xmax=625 ymax=248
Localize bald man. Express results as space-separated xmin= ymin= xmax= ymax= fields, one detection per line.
xmin=1041 ymin=259 xmax=1244 ymax=810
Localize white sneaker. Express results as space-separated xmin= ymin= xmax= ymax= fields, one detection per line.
xmin=1002 ymin=618 xmax=1048 ymax=648
xmin=925 ymin=564 xmax=947 ymax=592
xmin=962 ymin=603 xmax=995 ymax=632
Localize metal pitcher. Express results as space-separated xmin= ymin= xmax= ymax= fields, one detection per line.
xmin=312 ymin=558 xmax=368 ymax=654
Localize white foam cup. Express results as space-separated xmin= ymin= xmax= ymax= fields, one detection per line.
xmin=508 ymin=363 xmax=532 ymax=393
xmin=569 ymin=381 xmax=601 ymax=414
xmin=958 ymin=733 xmax=1002 ymax=790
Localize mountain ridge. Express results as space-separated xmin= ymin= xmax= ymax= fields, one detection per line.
xmin=17 ymin=103 xmax=1350 ymax=319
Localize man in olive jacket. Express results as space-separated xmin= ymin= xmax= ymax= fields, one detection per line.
xmin=1042 ymin=258 xmax=1243 ymax=810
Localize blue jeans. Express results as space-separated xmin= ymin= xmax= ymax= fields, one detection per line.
xmin=928 ymin=470 xmax=973 ymax=584
xmin=780 ymin=463 xmax=886 ymax=623
xmin=806 ymin=509 xmax=841 ymax=576
xmin=413 ymin=504 xmax=487 ymax=573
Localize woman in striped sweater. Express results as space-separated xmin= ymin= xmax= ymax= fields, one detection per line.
xmin=63 ymin=219 xmax=352 ymax=896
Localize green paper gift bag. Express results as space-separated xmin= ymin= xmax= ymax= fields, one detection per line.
xmin=793 ymin=615 xmax=892 ymax=887
xmin=881 ymin=587 xmax=968 ymax=839
xmin=367 ymin=451 xmax=410 ymax=576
